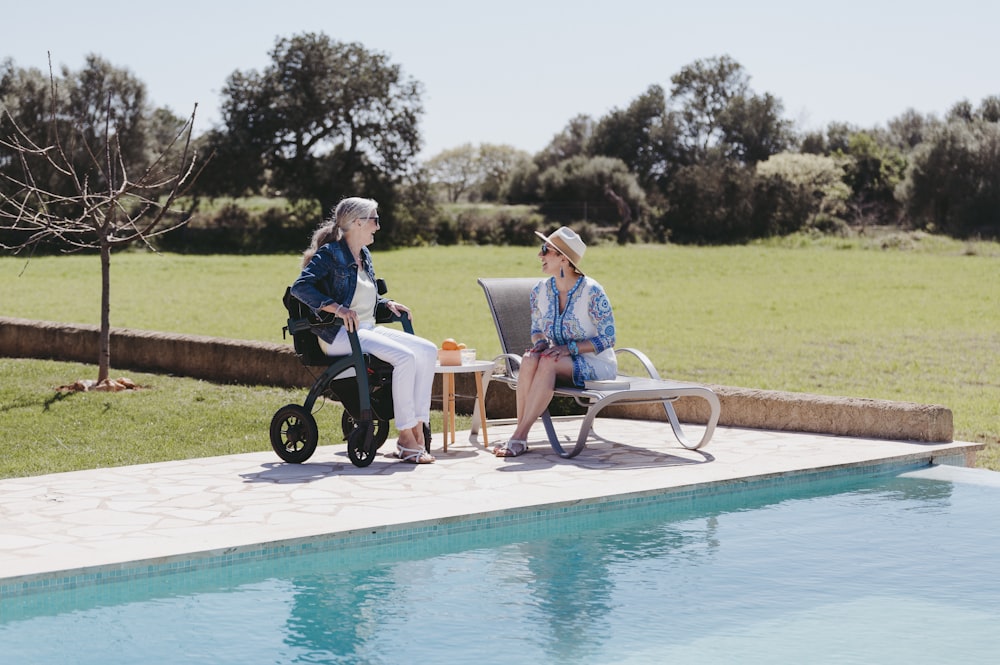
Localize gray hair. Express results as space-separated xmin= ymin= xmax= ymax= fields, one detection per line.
xmin=301 ymin=197 xmax=379 ymax=266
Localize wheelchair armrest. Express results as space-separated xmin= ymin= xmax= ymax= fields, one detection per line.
xmin=375 ymin=301 xmax=414 ymax=333
xmin=286 ymin=316 xmax=314 ymax=336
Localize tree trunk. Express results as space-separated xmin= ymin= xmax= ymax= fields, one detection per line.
xmin=98 ymin=239 xmax=111 ymax=383
xmin=604 ymin=185 xmax=634 ymax=245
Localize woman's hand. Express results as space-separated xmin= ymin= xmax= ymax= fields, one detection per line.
xmin=387 ymin=300 xmax=411 ymax=321
xmin=525 ymin=338 xmax=549 ymax=356
xmin=323 ymin=303 xmax=358 ymax=332
xmin=530 ymin=341 xmax=568 ymax=360
xmin=540 ymin=345 xmax=568 ymax=360
xmin=340 ymin=307 xmax=359 ymax=332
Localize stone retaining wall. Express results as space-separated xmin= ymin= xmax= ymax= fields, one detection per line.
xmin=0 ymin=316 xmax=953 ymax=442
xmin=0 ymin=317 xmax=313 ymax=387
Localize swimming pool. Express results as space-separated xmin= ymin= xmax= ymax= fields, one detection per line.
xmin=2 ymin=463 xmax=999 ymax=664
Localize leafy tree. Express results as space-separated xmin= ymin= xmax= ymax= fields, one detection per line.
xmin=947 ymin=99 xmax=975 ymax=123
xmin=796 ymin=122 xmax=909 ymax=227
xmin=535 ymin=114 xmax=595 ymax=170
xmin=506 ymin=115 xmax=596 ymax=205
xmin=670 ymin=55 xmax=748 ymax=160
xmin=388 ymin=171 xmax=439 ymax=246
xmin=536 ymin=155 xmax=647 ymax=236
xmin=424 ymin=143 xmax=478 ymax=202
xmin=886 ymin=109 xmax=941 ymax=151
xmin=946 ymin=96 xmax=1000 ymax=124
xmin=835 ymin=131 xmax=907 ymax=225
xmin=754 ymin=152 xmax=850 ymax=234
xmin=900 ymin=118 xmax=1000 ymax=237
xmin=588 ymin=85 xmax=681 ymax=189
xmin=1 ymin=57 xmax=204 ymax=384
xmin=477 ymin=143 xmax=531 ymax=201
xmin=424 ymin=142 xmax=530 ymax=203
xmin=208 ymin=33 xmax=424 ymax=239
xmin=800 ymin=130 xmax=827 ymax=155
xmin=1 ymin=55 xmax=178 ymax=203
xmin=718 ymin=92 xmax=792 ymax=164
xmin=979 ymin=95 xmax=1000 ymax=123
xmin=660 ymin=158 xmax=756 ymax=244
xmin=500 ymin=158 xmax=542 ymax=205
xmin=667 ymin=55 xmax=789 ymax=165
xmin=823 ymin=122 xmax=855 ymax=154
xmin=0 ymin=60 xmax=53 ymax=180
xmin=537 ymin=56 xmax=790 ymax=244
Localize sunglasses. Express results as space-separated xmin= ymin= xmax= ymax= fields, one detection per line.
xmin=540 ymin=243 xmax=559 ymax=256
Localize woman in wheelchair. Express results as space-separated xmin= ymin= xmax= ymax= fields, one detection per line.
xmin=291 ymin=197 xmax=438 ymax=464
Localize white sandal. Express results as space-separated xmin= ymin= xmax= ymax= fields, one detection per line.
xmin=494 ymin=439 xmax=529 ymax=457
xmin=397 ymin=445 xmax=435 ymax=464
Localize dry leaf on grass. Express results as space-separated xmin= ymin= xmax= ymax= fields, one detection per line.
xmin=56 ymin=377 xmax=141 ymax=393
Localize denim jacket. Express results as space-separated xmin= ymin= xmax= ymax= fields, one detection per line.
xmin=290 ymin=239 xmax=387 ymax=343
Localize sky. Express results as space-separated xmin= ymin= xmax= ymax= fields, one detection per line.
xmin=4 ymin=0 xmax=998 ymax=160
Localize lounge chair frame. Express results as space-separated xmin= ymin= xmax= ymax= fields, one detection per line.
xmin=478 ymin=277 xmax=720 ymax=458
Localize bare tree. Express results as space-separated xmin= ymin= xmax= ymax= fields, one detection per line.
xmin=0 ymin=59 xmax=206 ymax=386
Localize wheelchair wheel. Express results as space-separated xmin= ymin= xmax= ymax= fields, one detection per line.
xmin=269 ymin=404 xmax=318 ymax=463
xmin=347 ymin=420 xmax=378 ymax=467
xmin=341 ymin=411 xmax=390 ymax=448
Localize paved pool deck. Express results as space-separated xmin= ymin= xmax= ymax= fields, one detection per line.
xmin=0 ymin=417 xmax=984 ymax=591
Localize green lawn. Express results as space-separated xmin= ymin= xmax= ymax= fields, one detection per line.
xmin=0 ymin=359 xmax=306 ymax=478
xmin=2 ymin=235 xmax=998 ymax=476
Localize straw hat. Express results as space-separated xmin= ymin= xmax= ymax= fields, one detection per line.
xmin=534 ymin=226 xmax=586 ymax=275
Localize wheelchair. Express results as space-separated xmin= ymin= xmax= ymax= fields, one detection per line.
xmin=269 ymin=280 xmax=430 ymax=468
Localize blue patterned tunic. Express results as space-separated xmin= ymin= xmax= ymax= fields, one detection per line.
xmin=530 ymin=276 xmax=618 ymax=387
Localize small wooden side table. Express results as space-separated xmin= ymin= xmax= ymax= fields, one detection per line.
xmin=435 ymin=359 xmax=494 ymax=452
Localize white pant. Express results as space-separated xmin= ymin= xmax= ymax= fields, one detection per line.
xmin=320 ymin=324 xmax=437 ymax=430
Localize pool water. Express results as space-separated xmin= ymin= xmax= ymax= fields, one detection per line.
xmin=2 ymin=465 xmax=999 ymax=664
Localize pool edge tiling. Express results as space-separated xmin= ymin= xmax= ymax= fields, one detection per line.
xmin=0 ymin=419 xmax=984 ymax=597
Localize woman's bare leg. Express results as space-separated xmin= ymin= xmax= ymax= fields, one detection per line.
xmin=515 ymin=354 xmax=539 ymax=422
xmin=509 ymin=355 xmax=574 ymax=442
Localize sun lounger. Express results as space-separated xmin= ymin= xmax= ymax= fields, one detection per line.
xmin=478 ymin=277 xmax=720 ymax=458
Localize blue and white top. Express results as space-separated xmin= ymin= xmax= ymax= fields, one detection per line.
xmin=530 ymin=275 xmax=618 ymax=387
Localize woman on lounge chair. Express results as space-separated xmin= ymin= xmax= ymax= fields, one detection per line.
xmin=291 ymin=197 xmax=438 ymax=464
xmin=493 ymin=226 xmax=618 ymax=457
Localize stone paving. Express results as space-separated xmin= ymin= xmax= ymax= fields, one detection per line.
xmin=0 ymin=417 xmax=982 ymax=588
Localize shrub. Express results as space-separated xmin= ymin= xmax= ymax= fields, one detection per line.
xmin=438 ymin=205 xmax=544 ymax=246
xmin=659 ymin=160 xmax=757 ymax=244
xmin=900 ymin=120 xmax=1000 ymax=239
xmin=753 ymin=153 xmax=850 ymax=236
xmin=153 ymin=201 xmax=318 ymax=253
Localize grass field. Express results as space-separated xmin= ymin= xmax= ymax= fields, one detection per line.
xmin=0 ymin=359 xmax=307 ymax=478
xmin=2 ymin=233 xmax=998 ymax=476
